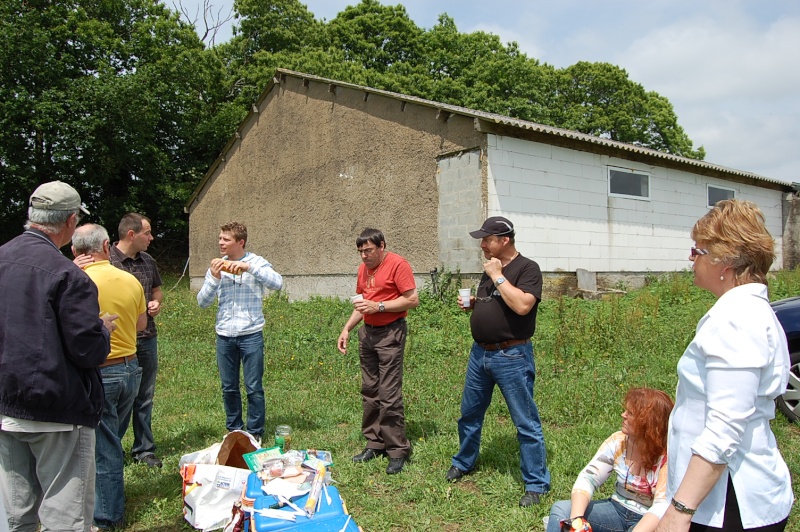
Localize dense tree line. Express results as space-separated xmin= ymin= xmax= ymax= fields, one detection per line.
xmin=0 ymin=0 xmax=704 ymax=259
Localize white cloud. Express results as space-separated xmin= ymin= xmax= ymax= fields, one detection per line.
xmin=622 ymin=16 xmax=800 ymax=102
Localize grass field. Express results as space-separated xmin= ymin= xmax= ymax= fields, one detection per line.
xmin=119 ymin=270 xmax=800 ymax=531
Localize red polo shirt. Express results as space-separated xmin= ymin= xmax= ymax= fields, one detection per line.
xmin=356 ymin=251 xmax=416 ymax=326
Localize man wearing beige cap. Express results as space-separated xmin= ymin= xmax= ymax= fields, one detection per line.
xmin=0 ymin=181 xmax=117 ymax=531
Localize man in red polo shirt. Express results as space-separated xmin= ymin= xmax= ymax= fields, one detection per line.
xmin=337 ymin=228 xmax=419 ymax=474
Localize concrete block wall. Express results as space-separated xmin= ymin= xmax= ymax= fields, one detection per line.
xmin=437 ymin=149 xmax=485 ymax=273
xmin=485 ymin=134 xmax=785 ymax=273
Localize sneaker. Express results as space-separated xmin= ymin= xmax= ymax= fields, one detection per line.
xmin=133 ymin=453 xmax=163 ymax=468
xmin=386 ymin=456 xmax=408 ymax=474
xmin=352 ymin=447 xmax=386 ymax=463
xmin=519 ymin=491 xmax=542 ymax=507
xmin=445 ymin=465 xmax=472 ymax=482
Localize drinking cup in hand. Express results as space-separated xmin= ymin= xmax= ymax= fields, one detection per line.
xmin=458 ymin=288 xmax=471 ymax=308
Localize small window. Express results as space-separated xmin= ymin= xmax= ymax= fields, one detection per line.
xmin=707 ymin=185 xmax=735 ymax=207
xmin=608 ymin=167 xmax=650 ymax=199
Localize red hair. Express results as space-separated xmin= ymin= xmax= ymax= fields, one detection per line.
xmin=625 ymin=388 xmax=674 ymax=470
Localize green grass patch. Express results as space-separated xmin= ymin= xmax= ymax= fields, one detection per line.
xmin=119 ymin=270 xmax=800 ymax=531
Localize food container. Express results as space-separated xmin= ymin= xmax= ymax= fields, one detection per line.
xmin=274 ymin=425 xmax=292 ymax=452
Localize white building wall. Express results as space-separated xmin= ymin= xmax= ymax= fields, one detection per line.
xmin=485 ymin=134 xmax=785 ymax=272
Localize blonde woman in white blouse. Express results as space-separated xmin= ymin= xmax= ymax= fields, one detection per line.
xmin=655 ymin=200 xmax=793 ymax=532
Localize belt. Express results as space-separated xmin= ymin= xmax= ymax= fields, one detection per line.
xmin=364 ymin=318 xmax=406 ymax=330
xmin=100 ymin=355 xmax=137 ymax=368
xmin=478 ymin=338 xmax=529 ymax=350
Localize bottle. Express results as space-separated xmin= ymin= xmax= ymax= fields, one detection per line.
xmin=274 ymin=425 xmax=292 ymax=452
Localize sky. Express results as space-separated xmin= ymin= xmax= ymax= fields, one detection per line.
xmin=175 ymin=0 xmax=800 ymax=184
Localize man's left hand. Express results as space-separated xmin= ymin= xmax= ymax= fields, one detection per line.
xmin=354 ymin=299 xmax=380 ymax=315
xmin=225 ymin=260 xmax=250 ymax=274
xmin=147 ymin=300 xmax=161 ymax=317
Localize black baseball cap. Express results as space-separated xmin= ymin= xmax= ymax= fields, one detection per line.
xmin=469 ymin=216 xmax=515 ymax=238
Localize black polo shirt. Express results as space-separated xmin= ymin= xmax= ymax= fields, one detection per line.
xmin=469 ymin=254 xmax=542 ymax=344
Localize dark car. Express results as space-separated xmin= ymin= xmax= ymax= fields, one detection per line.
xmin=771 ymin=296 xmax=800 ymax=422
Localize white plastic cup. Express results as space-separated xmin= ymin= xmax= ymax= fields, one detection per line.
xmin=543 ymin=516 xmax=550 ymax=529
xmin=458 ymin=288 xmax=471 ymax=308
xmin=350 ymin=294 xmax=363 ymax=303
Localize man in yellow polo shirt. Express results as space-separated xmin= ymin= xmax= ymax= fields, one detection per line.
xmin=72 ymin=224 xmax=146 ymax=530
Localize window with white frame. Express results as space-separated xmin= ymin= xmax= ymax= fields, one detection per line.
xmin=608 ymin=167 xmax=650 ymax=199
xmin=707 ymin=185 xmax=735 ymax=207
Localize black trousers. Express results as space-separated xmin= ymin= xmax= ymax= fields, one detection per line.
xmin=690 ymin=476 xmax=788 ymax=532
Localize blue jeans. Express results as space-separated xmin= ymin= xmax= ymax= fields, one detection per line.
xmin=547 ymin=498 xmax=643 ymax=532
xmin=131 ymin=336 xmax=157 ymax=457
xmin=452 ymin=341 xmax=550 ymax=493
xmin=216 ymin=332 xmax=265 ymax=438
xmin=95 ymin=359 xmax=142 ymax=528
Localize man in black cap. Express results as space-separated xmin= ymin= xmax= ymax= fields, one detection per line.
xmin=445 ymin=216 xmax=551 ymax=507
xmin=0 ymin=181 xmax=116 ymax=530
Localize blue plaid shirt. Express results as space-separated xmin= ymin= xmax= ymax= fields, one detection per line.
xmin=197 ymin=252 xmax=283 ymax=337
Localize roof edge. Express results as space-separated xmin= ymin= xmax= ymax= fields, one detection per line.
xmin=185 ymin=69 xmax=793 ymax=212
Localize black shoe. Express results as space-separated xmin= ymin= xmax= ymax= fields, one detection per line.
xmin=386 ymin=456 xmax=408 ymax=474
xmin=519 ymin=491 xmax=542 ymax=507
xmin=133 ymin=453 xmax=163 ymax=468
xmin=445 ymin=465 xmax=472 ymax=482
xmin=352 ymin=448 xmax=385 ymax=463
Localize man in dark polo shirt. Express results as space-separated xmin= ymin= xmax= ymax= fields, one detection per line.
xmin=337 ymin=228 xmax=419 ymax=475
xmin=110 ymin=213 xmax=164 ymax=469
xmin=445 ymin=216 xmax=551 ymax=508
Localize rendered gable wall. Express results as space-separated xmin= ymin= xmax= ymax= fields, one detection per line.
xmin=188 ymin=75 xmax=484 ymax=297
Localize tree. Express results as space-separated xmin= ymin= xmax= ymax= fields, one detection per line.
xmin=420 ymin=15 xmax=557 ymax=123
xmin=553 ymin=62 xmax=705 ymax=158
xmin=233 ymin=0 xmax=322 ymax=57
xmin=325 ymin=0 xmax=424 ymax=73
xmin=0 ymin=0 xmax=228 ymax=253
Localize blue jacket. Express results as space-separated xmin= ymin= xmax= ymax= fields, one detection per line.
xmin=0 ymin=229 xmax=110 ymax=427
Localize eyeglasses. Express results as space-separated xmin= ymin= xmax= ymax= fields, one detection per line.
xmin=357 ymin=247 xmax=378 ymax=256
xmin=690 ymin=247 xmax=709 ymax=257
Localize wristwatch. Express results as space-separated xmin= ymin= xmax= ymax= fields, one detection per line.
xmin=495 ymin=276 xmax=506 ymax=286
xmin=378 ymin=302 xmax=385 ymax=312
xmin=670 ymin=498 xmax=696 ymax=515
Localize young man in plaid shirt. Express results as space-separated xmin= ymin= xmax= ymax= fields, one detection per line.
xmin=197 ymin=222 xmax=283 ymax=441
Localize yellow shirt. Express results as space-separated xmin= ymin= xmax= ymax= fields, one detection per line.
xmin=84 ymin=260 xmax=146 ymax=359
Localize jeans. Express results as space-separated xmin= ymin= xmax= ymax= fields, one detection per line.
xmin=0 ymin=426 xmax=96 ymax=531
xmin=452 ymin=341 xmax=550 ymax=493
xmin=547 ymin=499 xmax=643 ymax=532
xmin=95 ymin=359 xmax=142 ymax=528
xmin=216 ymin=332 xmax=265 ymax=438
xmin=131 ymin=336 xmax=157 ymax=457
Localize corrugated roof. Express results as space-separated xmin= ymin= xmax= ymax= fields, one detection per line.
xmin=185 ymin=69 xmax=793 ymax=212
xmin=275 ymin=69 xmax=791 ymax=188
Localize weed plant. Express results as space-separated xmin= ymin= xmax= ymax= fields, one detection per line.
xmin=120 ymin=270 xmax=800 ymax=531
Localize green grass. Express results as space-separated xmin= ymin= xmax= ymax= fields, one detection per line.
xmin=119 ymin=270 xmax=800 ymax=531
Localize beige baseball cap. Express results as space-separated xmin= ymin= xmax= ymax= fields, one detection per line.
xmin=29 ymin=181 xmax=90 ymax=215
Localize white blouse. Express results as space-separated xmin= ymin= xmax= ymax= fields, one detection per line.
xmin=667 ymin=283 xmax=794 ymax=528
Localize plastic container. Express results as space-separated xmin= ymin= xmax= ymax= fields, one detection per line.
xmin=274 ymin=425 xmax=292 ymax=452
xmin=253 ymin=486 xmax=358 ymax=531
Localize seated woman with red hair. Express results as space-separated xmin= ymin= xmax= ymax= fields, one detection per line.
xmin=547 ymin=388 xmax=674 ymax=532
